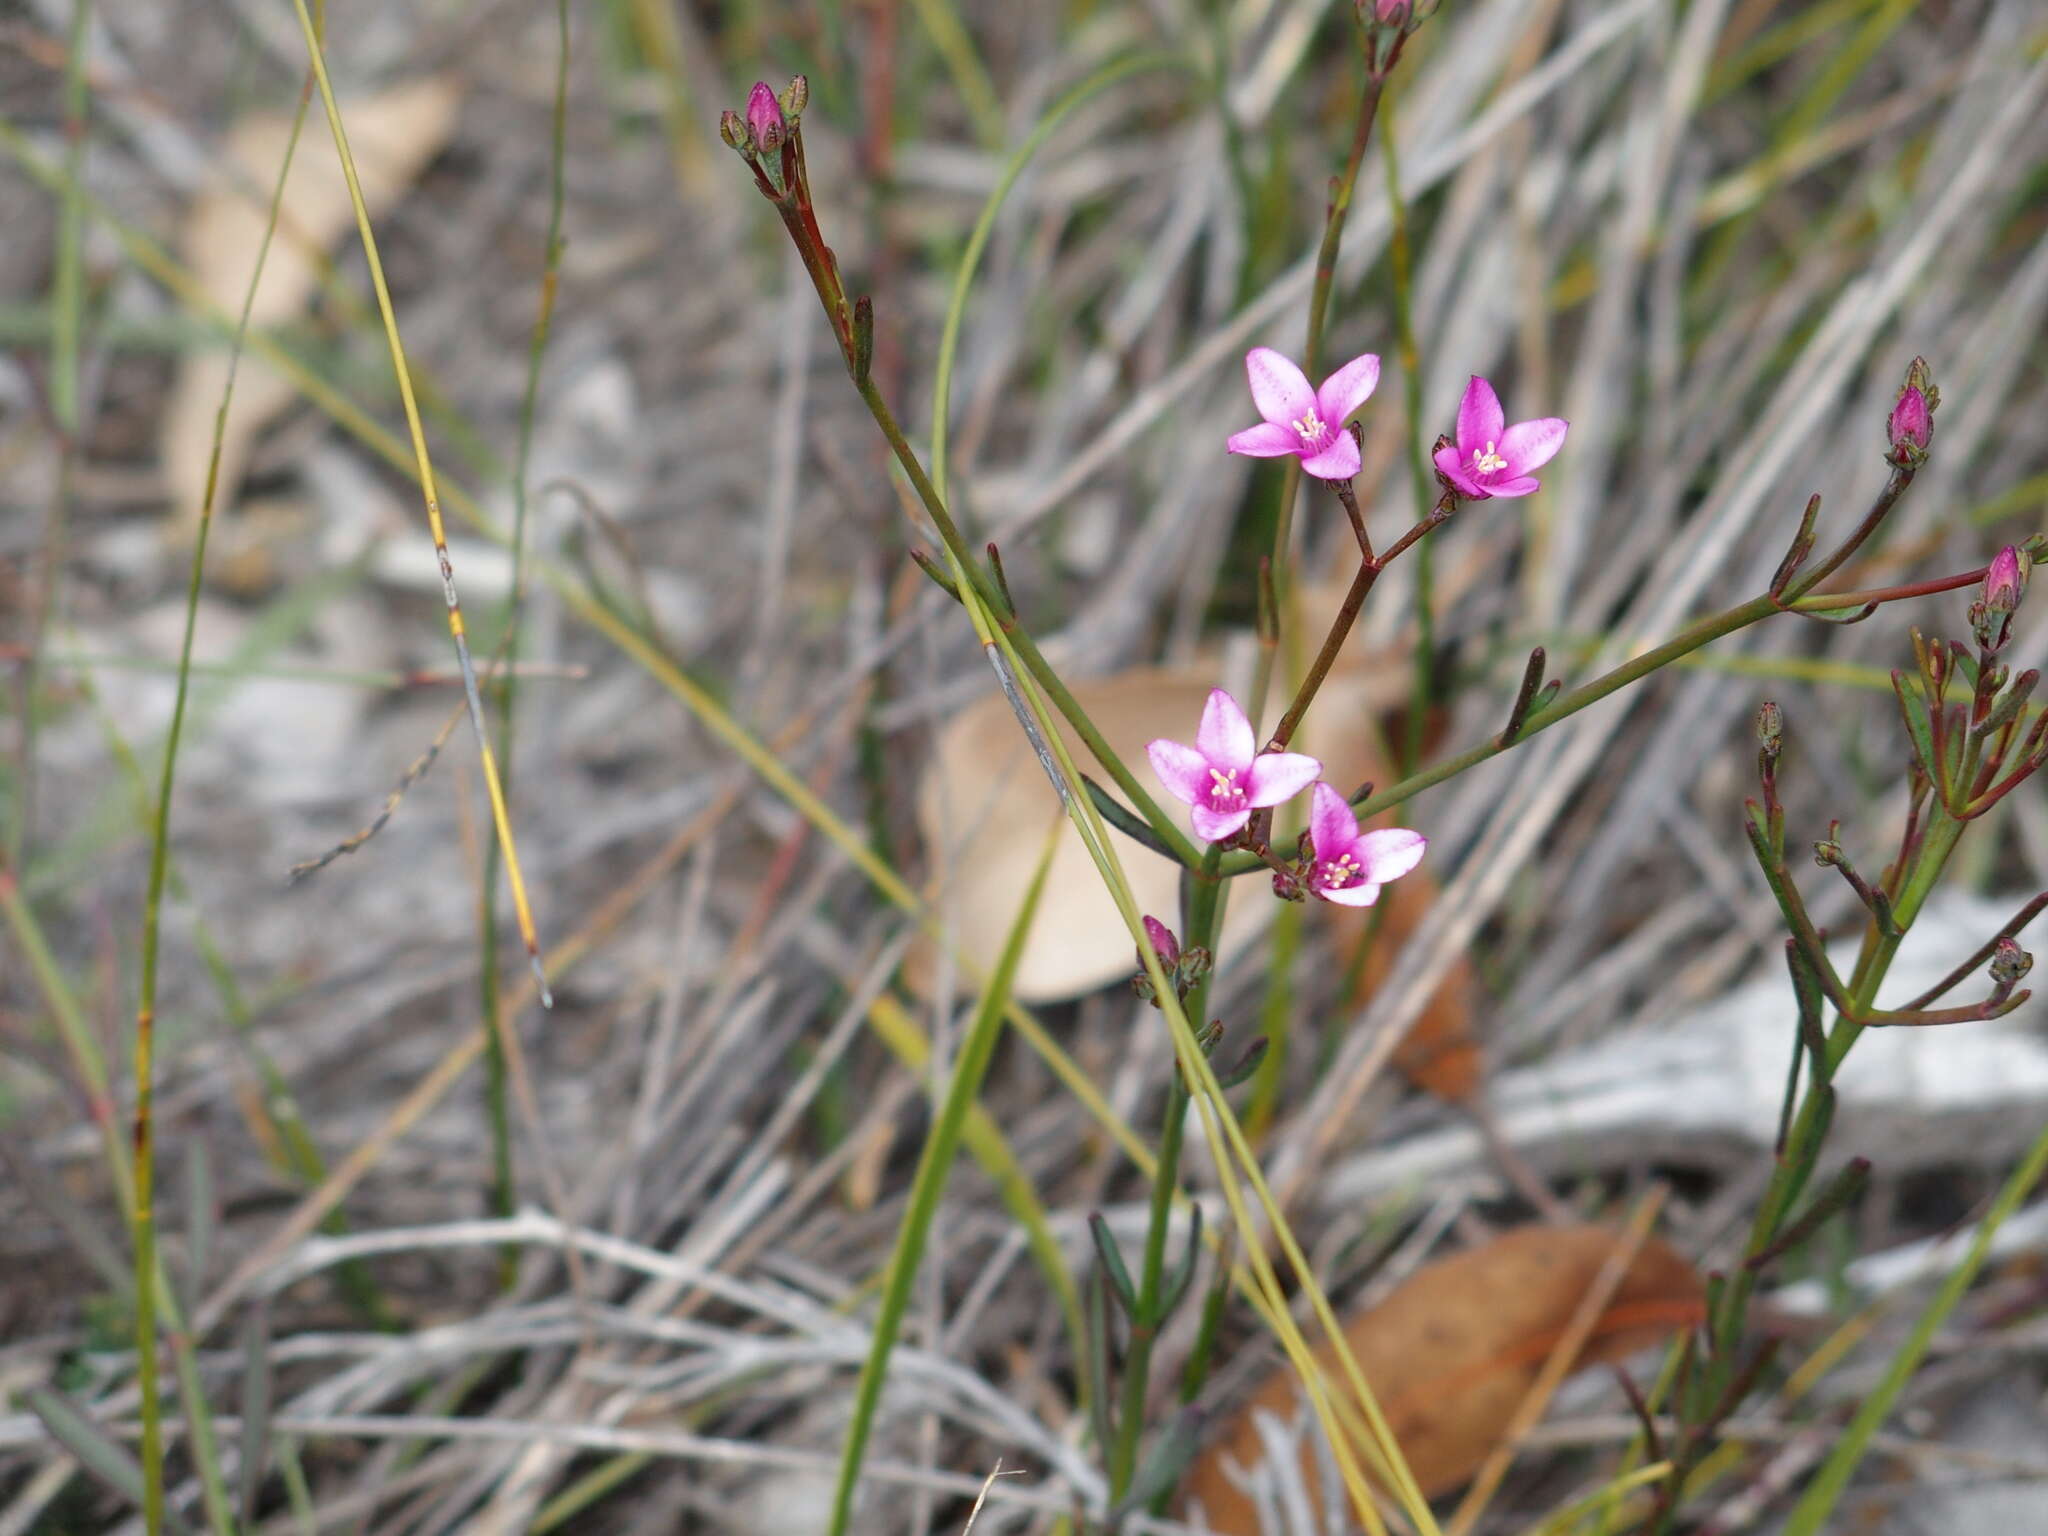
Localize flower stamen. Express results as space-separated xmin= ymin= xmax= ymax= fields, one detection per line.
xmin=1291 ymin=412 xmax=1326 ymax=443
xmin=1471 ymin=441 xmax=1508 ymax=475
xmin=1208 ymin=766 xmax=1245 ymax=806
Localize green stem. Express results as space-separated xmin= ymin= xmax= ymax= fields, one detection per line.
xmin=1252 ymin=71 xmax=1387 ymax=722
xmin=1108 ymin=1071 xmax=1189 ymax=1500
xmin=1219 ymin=573 xmax=1975 ymax=877
xmin=478 ymin=0 xmax=569 ymax=1282
xmin=1660 ymin=781 xmax=1972 ymax=1528
xmin=1380 ymin=94 xmax=1435 ymax=777
xmin=853 ymin=369 xmax=1202 ymax=865
xmin=1107 ymin=845 xmax=1226 ymax=1503
xmin=16 ymin=0 xmax=92 ymax=868
xmin=1780 ymin=1112 xmax=2048 ymax=1536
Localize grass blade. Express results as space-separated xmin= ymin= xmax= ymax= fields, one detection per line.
xmin=24 ymin=1387 xmax=194 ymax=1536
xmin=825 ymin=825 xmax=1058 ymax=1535
xmin=283 ymin=0 xmax=552 ymax=1011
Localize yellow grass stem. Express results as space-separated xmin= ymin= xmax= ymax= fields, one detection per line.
xmin=283 ymin=0 xmax=552 ymax=1012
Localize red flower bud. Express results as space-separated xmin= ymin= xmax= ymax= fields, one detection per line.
xmin=1885 ymin=357 xmax=1937 ymax=467
xmin=746 ymin=81 xmax=784 ymax=152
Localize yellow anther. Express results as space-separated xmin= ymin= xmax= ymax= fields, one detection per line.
xmin=1471 ymin=440 xmax=1508 ymax=475
xmin=1208 ymin=766 xmax=1244 ymax=803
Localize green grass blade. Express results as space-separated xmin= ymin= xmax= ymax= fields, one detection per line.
xmin=479 ymin=0 xmax=571 ymax=1274
xmin=825 ymin=827 xmax=1058 ymax=1536
xmin=904 ymin=0 xmax=1007 ymax=150
xmin=929 ymin=50 xmax=1183 ymax=507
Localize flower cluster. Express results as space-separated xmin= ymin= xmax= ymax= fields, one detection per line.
xmin=1147 ymin=689 xmax=1426 ymax=908
xmin=1226 ymin=350 xmax=1568 ymax=501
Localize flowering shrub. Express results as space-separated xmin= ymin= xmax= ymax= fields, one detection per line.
xmin=717 ymin=5 xmax=2044 ymax=1527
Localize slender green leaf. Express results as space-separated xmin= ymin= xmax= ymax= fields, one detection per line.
xmin=826 ymin=828 xmax=1057 ymax=1535
xmin=25 ymin=1387 xmax=194 ymax=1536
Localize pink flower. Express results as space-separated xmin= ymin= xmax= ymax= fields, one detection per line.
xmin=1147 ymin=688 xmax=1322 ymax=842
xmin=1226 ymin=347 xmax=1382 ymax=482
xmin=1142 ymin=916 xmax=1180 ymax=967
xmin=746 ymin=81 xmax=784 ymax=150
xmin=1432 ymin=376 xmax=1567 ymax=500
xmin=1304 ymin=782 xmax=1425 ymax=907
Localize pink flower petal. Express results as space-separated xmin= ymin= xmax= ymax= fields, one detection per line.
xmin=1316 ymin=879 xmax=1382 ymax=908
xmin=1245 ymin=751 xmax=1321 ymax=808
xmin=1227 ymin=422 xmax=1303 ymax=458
xmin=1315 ymin=353 xmax=1382 ymax=428
xmin=1499 ymin=417 xmax=1568 ymax=475
xmin=1245 ymin=347 xmax=1316 ymax=427
xmin=1456 ymin=375 xmax=1504 ymax=456
xmin=1300 ymin=434 xmax=1362 ymax=482
xmin=1433 ymin=443 xmax=1487 ymax=499
xmin=1146 ymin=739 xmax=1211 ymax=807
xmin=1195 ymin=688 xmax=1255 ymax=772
xmin=1355 ymin=827 xmax=1426 ymax=883
xmin=1308 ymin=782 xmax=1359 ymax=861
xmin=1481 ymin=474 xmax=1542 ymax=499
xmin=1191 ymin=804 xmax=1251 ymax=842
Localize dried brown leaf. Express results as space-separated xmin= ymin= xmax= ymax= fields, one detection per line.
xmin=1182 ymin=1224 xmax=1704 ymax=1526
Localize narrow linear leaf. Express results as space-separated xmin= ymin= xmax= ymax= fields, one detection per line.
xmin=25 ymin=1386 xmax=195 ymax=1535
xmin=239 ymin=1309 xmax=275 ymax=1525
xmin=826 ymin=827 xmax=1058 ymax=1536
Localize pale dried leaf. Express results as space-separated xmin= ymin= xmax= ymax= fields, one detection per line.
xmin=161 ymin=75 xmax=463 ymax=522
xmin=909 ymin=657 xmax=1409 ymax=1003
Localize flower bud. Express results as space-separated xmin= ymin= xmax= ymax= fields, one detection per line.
xmin=746 ymin=81 xmax=785 ymax=153
xmin=1885 ymin=357 xmax=1937 ymax=468
xmin=779 ymin=74 xmax=809 ymax=121
xmin=1986 ymin=545 xmax=2025 ymax=612
xmin=1991 ymin=935 xmax=2033 ymax=989
xmin=1972 ymin=545 xmax=2027 ymax=653
xmin=719 ymin=109 xmax=748 ymax=153
xmin=1756 ymin=700 xmax=1783 ymax=754
xmin=1142 ymin=915 xmax=1180 ymax=968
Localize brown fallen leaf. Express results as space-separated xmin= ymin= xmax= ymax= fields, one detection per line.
xmin=1181 ymin=1224 xmax=1705 ymax=1527
xmin=161 ymin=75 xmax=463 ymax=525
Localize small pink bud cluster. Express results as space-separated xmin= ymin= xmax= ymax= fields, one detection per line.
xmin=1146 ymin=689 xmax=1426 ymax=910
xmin=1359 ymin=0 xmax=1433 ymax=72
xmin=1131 ymin=916 xmax=1212 ymax=1006
xmin=1885 ymin=356 xmax=1937 ymax=469
xmin=721 ymin=76 xmax=809 ymax=163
